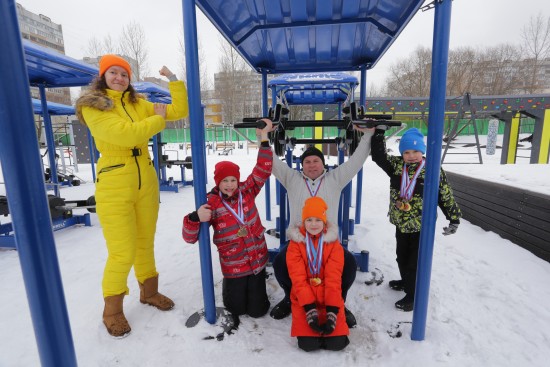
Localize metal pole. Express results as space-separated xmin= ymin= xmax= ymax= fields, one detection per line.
xmin=355 ymin=66 xmax=367 ymax=224
xmin=411 ymin=0 xmax=453 ymax=341
xmin=0 ymin=1 xmax=77 ymax=365
xmin=182 ymin=0 xmax=216 ymax=324
xmin=40 ymin=86 xmax=60 ymax=196
xmin=262 ymin=71 xmax=271 ymax=221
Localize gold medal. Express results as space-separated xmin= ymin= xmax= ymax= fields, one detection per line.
xmin=396 ymin=200 xmax=411 ymax=211
xmin=310 ymin=277 xmax=322 ymax=286
xmin=237 ymin=226 xmax=248 ymax=237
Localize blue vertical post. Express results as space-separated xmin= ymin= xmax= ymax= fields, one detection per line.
xmin=411 ymin=0 xmax=453 ymax=341
xmin=355 ymin=66 xmax=367 ymax=224
xmin=262 ymin=71 xmax=271 ymax=221
xmin=182 ymin=0 xmax=216 ymax=324
xmin=87 ymin=129 xmax=97 ymax=182
xmin=152 ymin=134 xmax=161 ymax=181
xmin=0 ymin=1 xmax=77 ymax=365
xmin=39 ymin=86 xmax=60 ymax=197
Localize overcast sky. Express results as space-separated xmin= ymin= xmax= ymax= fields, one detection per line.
xmin=17 ymin=0 xmax=549 ymax=88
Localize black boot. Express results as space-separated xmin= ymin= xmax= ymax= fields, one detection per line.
xmin=389 ymin=279 xmax=405 ymax=291
xmin=344 ymin=307 xmax=357 ymax=328
xmin=270 ymin=298 xmax=291 ymax=319
xmin=395 ymin=294 xmax=414 ymax=312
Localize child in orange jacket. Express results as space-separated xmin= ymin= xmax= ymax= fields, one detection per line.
xmin=286 ymin=196 xmax=349 ymax=352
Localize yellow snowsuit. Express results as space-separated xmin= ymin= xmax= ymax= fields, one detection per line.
xmin=77 ymin=81 xmax=188 ymax=297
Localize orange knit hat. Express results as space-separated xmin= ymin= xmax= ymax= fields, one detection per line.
xmin=302 ymin=196 xmax=328 ymax=224
xmin=99 ymin=54 xmax=131 ymax=78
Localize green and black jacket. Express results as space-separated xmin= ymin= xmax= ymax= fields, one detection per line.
xmin=371 ymin=130 xmax=462 ymax=233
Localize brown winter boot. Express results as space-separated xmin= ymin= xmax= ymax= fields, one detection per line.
xmin=139 ymin=275 xmax=175 ymax=311
xmin=103 ymin=294 xmax=131 ymax=337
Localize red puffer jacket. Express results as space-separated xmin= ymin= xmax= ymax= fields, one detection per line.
xmin=182 ymin=146 xmax=272 ymax=278
xmin=286 ymin=222 xmax=349 ymax=337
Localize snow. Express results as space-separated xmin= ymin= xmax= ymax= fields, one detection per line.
xmin=1 ymin=135 xmax=550 ymax=367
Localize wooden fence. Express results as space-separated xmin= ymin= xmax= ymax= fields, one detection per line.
xmin=446 ymin=172 xmax=550 ymax=263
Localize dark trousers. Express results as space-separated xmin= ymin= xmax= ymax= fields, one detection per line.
xmin=297 ymin=336 xmax=349 ymax=352
xmin=395 ymin=229 xmax=420 ymax=297
xmin=222 ymin=268 xmax=270 ymax=317
xmin=272 ymin=244 xmax=357 ymax=301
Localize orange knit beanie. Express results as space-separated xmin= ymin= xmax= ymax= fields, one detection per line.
xmin=99 ymin=54 xmax=131 ymax=78
xmin=302 ymin=196 xmax=328 ymax=224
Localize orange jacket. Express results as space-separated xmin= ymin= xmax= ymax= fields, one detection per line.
xmin=286 ymin=222 xmax=349 ymax=337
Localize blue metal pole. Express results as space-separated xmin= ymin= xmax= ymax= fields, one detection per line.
xmin=182 ymin=0 xmax=216 ymax=324
xmin=40 ymin=86 xmax=60 ymax=197
xmin=411 ymin=0 xmax=453 ymax=341
xmin=262 ymin=71 xmax=271 ymax=221
xmin=0 ymin=1 xmax=77 ymax=365
xmin=355 ymin=66 xmax=367 ymax=224
xmin=87 ymin=129 xmax=97 ymax=182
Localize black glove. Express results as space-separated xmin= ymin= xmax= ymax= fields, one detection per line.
xmin=442 ymin=222 xmax=459 ymax=236
xmin=322 ymin=306 xmax=339 ymax=335
xmin=304 ymin=304 xmax=323 ymax=334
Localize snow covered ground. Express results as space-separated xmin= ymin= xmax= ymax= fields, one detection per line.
xmin=1 ymin=134 xmax=549 ymax=367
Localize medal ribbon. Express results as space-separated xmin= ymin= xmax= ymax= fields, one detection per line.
xmin=305 ymin=232 xmax=324 ymax=278
xmin=399 ymin=159 xmax=425 ymax=201
xmin=220 ymin=191 xmax=245 ymax=225
xmin=304 ymin=177 xmax=323 ymax=197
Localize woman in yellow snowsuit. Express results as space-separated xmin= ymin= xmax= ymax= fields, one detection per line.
xmin=75 ymin=55 xmax=188 ymax=337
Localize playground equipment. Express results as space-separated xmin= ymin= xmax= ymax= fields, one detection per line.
xmin=183 ymin=0 xmax=446 ymax=342
xmin=133 ymin=82 xmax=194 ymax=192
xmin=235 ymin=72 xmax=402 ymax=271
xmin=361 ymin=93 xmax=550 ymax=164
xmin=0 ymin=1 xmax=458 ymax=363
xmin=0 ymin=44 xmax=96 ymax=251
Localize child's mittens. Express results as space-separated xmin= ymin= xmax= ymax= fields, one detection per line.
xmin=304 ymin=304 xmax=323 ymax=334
xmin=322 ymin=306 xmax=339 ymax=335
xmin=442 ymin=222 xmax=459 ymax=236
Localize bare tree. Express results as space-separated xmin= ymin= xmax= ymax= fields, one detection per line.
xmin=215 ymin=36 xmax=252 ymax=125
xmin=119 ymin=21 xmax=149 ymax=81
xmin=474 ymin=44 xmax=522 ymax=95
xmin=446 ymin=46 xmax=480 ymax=96
xmin=385 ymin=46 xmax=432 ymax=97
xmin=519 ymin=14 xmax=550 ymax=93
xmin=85 ymin=35 xmax=118 ymax=58
xmin=178 ymin=34 xmax=212 ymax=96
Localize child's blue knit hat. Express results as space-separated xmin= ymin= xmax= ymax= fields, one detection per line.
xmin=399 ymin=128 xmax=426 ymax=155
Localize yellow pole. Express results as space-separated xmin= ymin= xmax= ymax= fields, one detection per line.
xmin=315 ymin=111 xmax=323 ymax=152
xmin=537 ymin=109 xmax=550 ymax=164
xmin=507 ymin=113 xmax=520 ymax=164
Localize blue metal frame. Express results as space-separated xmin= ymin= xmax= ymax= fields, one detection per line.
xmin=411 ymin=0 xmax=453 ymax=341
xmin=0 ymin=1 xmax=77 ymax=365
xmin=189 ymin=0 xmax=450 ymax=340
xmin=267 ymin=72 xmax=364 ymax=264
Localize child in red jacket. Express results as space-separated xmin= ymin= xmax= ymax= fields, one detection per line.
xmin=182 ymin=121 xmax=273 ymax=321
xmin=286 ymin=196 xmax=349 ymax=352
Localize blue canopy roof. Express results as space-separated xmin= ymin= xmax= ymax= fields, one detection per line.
xmin=268 ymin=72 xmax=358 ymax=104
xmin=31 ymin=99 xmax=75 ymax=116
xmin=196 ymin=0 xmax=425 ymax=73
xmin=133 ymin=82 xmax=172 ymax=103
xmin=24 ymin=40 xmax=97 ymax=88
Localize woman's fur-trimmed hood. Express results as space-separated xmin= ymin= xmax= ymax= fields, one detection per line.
xmin=286 ymin=220 xmax=339 ymax=243
xmin=74 ymin=90 xmax=146 ymax=125
xmin=75 ymin=91 xmax=113 ymax=125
